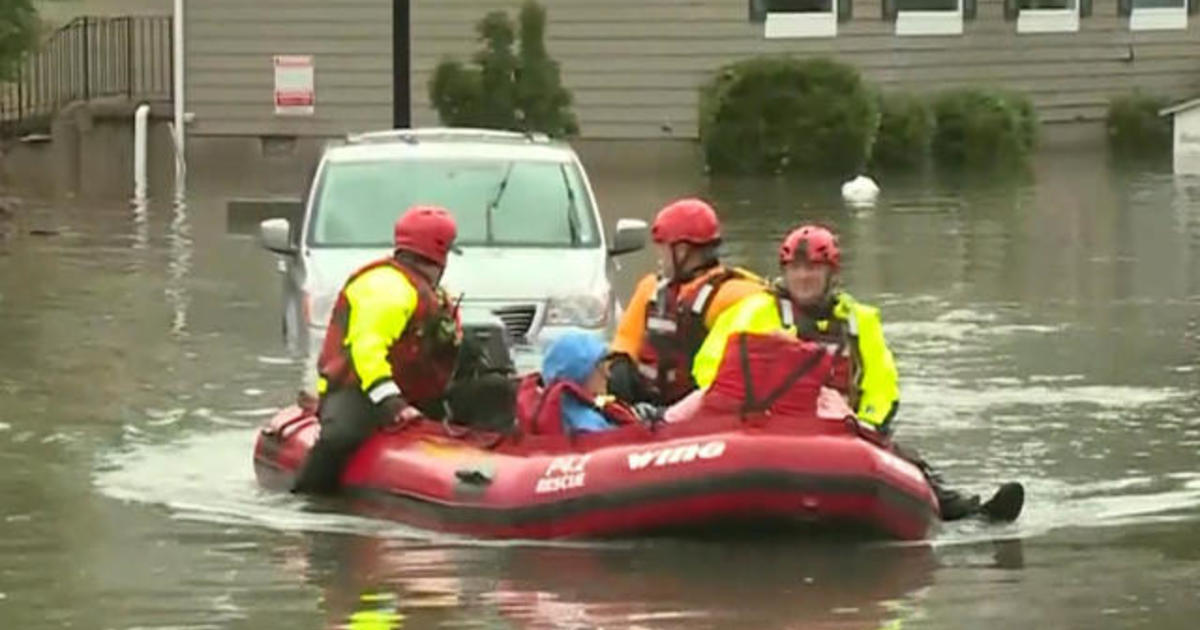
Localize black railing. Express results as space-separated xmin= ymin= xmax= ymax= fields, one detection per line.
xmin=0 ymin=16 xmax=173 ymax=138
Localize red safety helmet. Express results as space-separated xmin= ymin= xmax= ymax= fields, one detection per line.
xmin=650 ymin=198 xmax=722 ymax=246
xmin=393 ymin=205 xmax=460 ymax=267
xmin=779 ymin=224 xmax=840 ymax=270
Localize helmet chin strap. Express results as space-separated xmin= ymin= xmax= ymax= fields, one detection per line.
xmin=668 ymin=243 xmax=685 ymax=282
xmin=669 ymin=243 xmax=719 ymax=283
xmin=396 ymin=250 xmax=444 ymax=285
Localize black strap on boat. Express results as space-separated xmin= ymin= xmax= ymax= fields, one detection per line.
xmin=738 ymin=334 xmax=831 ymax=419
xmin=738 ymin=334 xmax=757 ymax=421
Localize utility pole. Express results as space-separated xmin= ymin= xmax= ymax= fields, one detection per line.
xmin=393 ymin=0 xmax=410 ymax=128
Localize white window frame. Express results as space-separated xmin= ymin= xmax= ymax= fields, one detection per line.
xmin=1017 ymin=0 xmax=1080 ymax=33
xmin=895 ymin=0 xmax=964 ymax=36
xmin=764 ymin=0 xmax=838 ymax=38
xmin=1130 ymin=0 xmax=1188 ymax=30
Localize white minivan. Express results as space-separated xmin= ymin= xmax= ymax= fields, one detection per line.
xmin=258 ymin=127 xmax=648 ymax=391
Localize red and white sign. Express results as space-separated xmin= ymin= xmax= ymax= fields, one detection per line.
xmin=274 ymin=55 xmax=314 ymax=116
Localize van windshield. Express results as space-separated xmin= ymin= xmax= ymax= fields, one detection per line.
xmin=308 ymin=158 xmax=600 ymax=248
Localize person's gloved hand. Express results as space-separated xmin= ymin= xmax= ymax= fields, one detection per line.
xmin=607 ymin=354 xmax=648 ymax=403
xmin=379 ymin=394 xmax=422 ymax=425
xmin=632 ymin=402 xmax=665 ymax=424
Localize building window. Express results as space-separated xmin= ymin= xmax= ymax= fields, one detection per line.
xmin=1007 ymin=0 xmax=1090 ymax=33
xmin=883 ymin=0 xmax=975 ymax=36
xmin=1119 ymin=0 xmax=1193 ymax=31
xmin=750 ymin=0 xmax=850 ymax=39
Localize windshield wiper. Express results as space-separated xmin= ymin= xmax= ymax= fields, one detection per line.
xmin=485 ymin=161 xmax=515 ymax=245
xmin=559 ymin=165 xmax=580 ymax=246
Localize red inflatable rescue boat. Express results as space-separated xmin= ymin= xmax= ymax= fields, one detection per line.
xmin=253 ymin=401 xmax=940 ymax=541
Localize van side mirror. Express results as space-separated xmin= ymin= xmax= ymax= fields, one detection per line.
xmin=609 ymin=218 xmax=647 ymax=257
xmin=260 ymin=218 xmax=296 ymax=255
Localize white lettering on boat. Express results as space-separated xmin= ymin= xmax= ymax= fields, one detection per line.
xmin=627 ymin=440 xmax=726 ymax=471
xmin=535 ymin=473 xmax=585 ymax=494
xmin=536 ymin=454 xmax=591 ymax=494
xmin=544 ymin=454 xmax=590 ymax=476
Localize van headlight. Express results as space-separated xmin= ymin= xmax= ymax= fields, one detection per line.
xmin=545 ymin=288 xmax=610 ymax=328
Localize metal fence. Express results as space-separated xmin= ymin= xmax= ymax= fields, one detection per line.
xmin=0 ymin=16 xmax=173 ymax=138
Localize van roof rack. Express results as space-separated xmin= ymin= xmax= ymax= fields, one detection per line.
xmin=345 ymin=127 xmax=552 ymax=145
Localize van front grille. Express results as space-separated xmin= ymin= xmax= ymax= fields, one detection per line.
xmin=492 ymin=305 xmax=537 ymax=341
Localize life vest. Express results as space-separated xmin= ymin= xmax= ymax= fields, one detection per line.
xmin=515 ymin=374 xmax=640 ymax=436
xmin=773 ymin=293 xmax=856 ymax=397
xmin=317 ymin=257 xmax=461 ymax=406
xmin=699 ymin=331 xmax=835 ymax=418
xmin=637 ymin=266 xmax=758 ymax=405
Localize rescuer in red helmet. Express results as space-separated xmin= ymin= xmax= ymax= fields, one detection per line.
xmin=691 ymin=223 xmax=1024 ymax=522
xmin=607 ymin=197 xmax=767 ymax=409
xmin=292 ymin=205 xmax=464 ymax=495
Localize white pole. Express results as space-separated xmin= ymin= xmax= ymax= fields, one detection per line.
xmin=173 ymin=0 xmax=186 ymax=202
xmin=133 ymin=103 xmax=150 ymax=202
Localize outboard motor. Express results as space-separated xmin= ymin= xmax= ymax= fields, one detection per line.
xmin=447 ymin=313 xmax=519 ymax=432
xmin=459 ymin=314 xmax=515 ymax=377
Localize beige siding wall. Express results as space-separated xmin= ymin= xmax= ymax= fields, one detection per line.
xmin=180 ymin=0 xmax=1200 ymax=139
xmin=185 ymin=0 xmax=392 ymax=136
xmin=412 ymin=0 xmax=1200 ymax=139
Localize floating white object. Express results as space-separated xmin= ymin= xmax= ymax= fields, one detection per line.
xmin=842 ymin=175 xmax=880 ymax=206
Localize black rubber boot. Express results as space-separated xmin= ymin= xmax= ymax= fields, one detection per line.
xmin=980 ymin=482 xmax=1025 ymax=522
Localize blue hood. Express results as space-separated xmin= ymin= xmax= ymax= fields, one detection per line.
xmin=542 ymin=331 xmax=609 ymax=385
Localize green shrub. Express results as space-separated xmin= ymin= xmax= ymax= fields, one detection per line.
xmin=514 ymin=1 xmax=578 ymax=136
xmin=931 ymin=88 xmax=1037 ymax=168
xmin=698 ymin=55 xmax=878 ymax=177
xmin=1106 ymin=91 xmax=1172 ymax=159
xmin=871 ymin=91 xmax=933 ymax=170
xmin=428 ymin=1 xmax=578 ymax=137
xmin=429 ymin=60 xmax=483 ymax=127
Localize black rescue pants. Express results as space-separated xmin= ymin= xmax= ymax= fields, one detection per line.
xmin=291 ymin=387 xmax=385 ymax=495
xmin=892 ymin=441 xmax=981 ymax=521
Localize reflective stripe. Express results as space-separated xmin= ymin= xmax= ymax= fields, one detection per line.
xmin=646 ymin=317 xmax=677 ymax=334
xmin=367 ymin=380 xmax=401 ymax=404
xmin=691 ymin=283 xmax=715 ymax=315
xmin=847 ymin=310 xmax=859 ymax=336
xmin=779 ymin=299 xmax=795 ymax=328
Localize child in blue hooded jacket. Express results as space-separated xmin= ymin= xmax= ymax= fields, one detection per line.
xmin=540 ymin=331 xmax=623 ymax=433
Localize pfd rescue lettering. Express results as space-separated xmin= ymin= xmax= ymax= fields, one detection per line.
xmin=536 ymin=454 xmax=591 ymax=494
xmin=544 ymin=454 xmax=590 ymax=477
xmin=535 ymin=473 xmax=585 ymax=494
xmin=627 ymin=440 xmax=727 ymax=471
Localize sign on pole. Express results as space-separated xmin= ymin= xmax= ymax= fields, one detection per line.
xmin=274 ymin=55 xmax=315 ymax=116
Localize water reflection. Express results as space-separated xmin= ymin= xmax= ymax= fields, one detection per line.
xmin=130 ymin=196 xmax=149 ymax=252
xmin=165 ymin=198 xmax=193 ymax=337
xmin=288 ymin=533 xmax=942 ymax=630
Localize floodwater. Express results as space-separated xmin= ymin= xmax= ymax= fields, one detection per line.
xmin=1 ymin=147 xmax=1198 ymax=629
